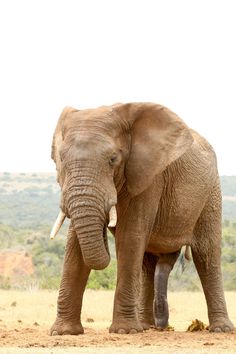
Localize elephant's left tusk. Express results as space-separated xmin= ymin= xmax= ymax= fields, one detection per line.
xmin=185 ymin=245 xmax=191 ymax=261
xmin=50 ymin=210 xmax=66 ymax=239
xmin=108 ymin=206 xmax=117 ymax=227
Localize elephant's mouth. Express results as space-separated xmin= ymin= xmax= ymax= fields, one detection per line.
xmin=50 ymin=205 xmax=117 ymax=244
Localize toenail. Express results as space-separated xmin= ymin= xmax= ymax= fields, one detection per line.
xmin=130 ymin=329 xmax=138 ymax=334
xmin=214 ymin=327 xmax=222 ymax=332
xmin=224 ymin=326 xmax=231 ymax=332
xmin=118 ymin=328 xmax=126 ymax=334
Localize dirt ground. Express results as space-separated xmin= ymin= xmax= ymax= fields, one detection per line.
xmin=0 ymin=290 xmax=236 ymax=353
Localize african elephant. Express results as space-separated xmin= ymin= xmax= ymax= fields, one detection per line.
xmin=50 ymin=102 xmax=233 ymax=335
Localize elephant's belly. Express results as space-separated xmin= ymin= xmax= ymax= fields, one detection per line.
xmin=146 ymin=211 xmax=197 ymax=254
xmin=146 ymin=230 xmax=193 ymax=255
xmin=146 ymin=190 xmax=205 ymax=254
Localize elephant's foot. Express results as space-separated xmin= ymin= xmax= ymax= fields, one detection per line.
xmin=109 ymin=318 xmax=143 ymax=334
xmin=139 ymin=313 xmax=154 ymax=330
xmin=209 ymin=317 xmax=234 ymax=333
xmin=50 ymin=317 xmax=84 ymax=335
xmin=140 ymin=321 xmax=153 ymax=330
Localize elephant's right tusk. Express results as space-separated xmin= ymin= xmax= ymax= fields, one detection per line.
xmin=50 ymin=210 xmax=66 ymax=239
xmin=108 ymin=206 xmax=117 ymax=227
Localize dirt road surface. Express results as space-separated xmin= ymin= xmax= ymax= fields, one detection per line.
xmin=0 ymin=290 xmax=236 ymax=353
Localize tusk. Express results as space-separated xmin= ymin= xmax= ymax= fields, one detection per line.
xmin=50 ymin=210 xmax=66 ymax=239
xmin=185 ymin=245 xmax=191 ymax=261
xmin=108 ymin=206 xmax=117 ymax=227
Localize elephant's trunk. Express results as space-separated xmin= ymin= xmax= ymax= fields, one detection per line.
xmin=66 ymin=184 xmax=110 ymax=270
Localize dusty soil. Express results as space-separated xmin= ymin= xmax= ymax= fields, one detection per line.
xmin=0 ymin=290 xmax=236 ymax=353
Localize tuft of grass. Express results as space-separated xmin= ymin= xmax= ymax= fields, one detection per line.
xmin=187 ymin=319 xmax=208 ymax=332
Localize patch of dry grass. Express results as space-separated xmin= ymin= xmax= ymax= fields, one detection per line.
xmin=0 ymin=290 xmax=236 ymax=331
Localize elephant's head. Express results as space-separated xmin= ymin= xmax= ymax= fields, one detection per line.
xmin=50 ymin=103 xmax=193 ymax=270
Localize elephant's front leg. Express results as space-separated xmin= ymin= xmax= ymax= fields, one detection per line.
xmin=110 ymin=233 xmax=146 ymax=334
xmin=110 ymin=192 xmax=159 ymax=334
xmin=50 ymin=225 xmax=90 ymax=335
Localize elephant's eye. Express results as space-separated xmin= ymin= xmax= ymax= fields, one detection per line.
xmin=109 ymin=154 xmax=117 ymax=166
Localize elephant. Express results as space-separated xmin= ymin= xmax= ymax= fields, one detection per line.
xmin=49 ymin=102 xmax=234 ymax=335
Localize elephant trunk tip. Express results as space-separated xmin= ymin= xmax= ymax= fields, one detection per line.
xmin=77 ymin=225 xmax=111 ymax=270
xmin=85 ymin=254 xmax=111 ymax=270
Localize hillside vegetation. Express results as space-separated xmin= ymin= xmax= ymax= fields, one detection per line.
xmin=0 ymin=172 xmax=236 ymax=291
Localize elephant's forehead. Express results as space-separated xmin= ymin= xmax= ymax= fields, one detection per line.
xmin=73 ymin=106 xmax=113 ymax=121
xmin=63 ymin=130 xmax=116 ymax=157
xmin=65 ymin=109 xmax=121 ymax=141
xmin=74 ymin=134 xmax=115 ymax=150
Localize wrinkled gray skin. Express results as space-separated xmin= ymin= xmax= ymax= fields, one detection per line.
xmin=50 ymin=103 xmax=234 ymax=335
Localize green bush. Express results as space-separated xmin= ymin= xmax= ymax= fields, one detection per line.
xmin=87 ymin=260 xmax=117 ymax=290
xmin=39 ymin=275 xmax=61 ymax=290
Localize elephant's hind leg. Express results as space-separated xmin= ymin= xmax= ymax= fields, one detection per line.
xmin=153 ymin=251 xmax=179 ymax=329
xmin=192 ymin=181 xmax=234 ymax=332
xmin=50 ymin=225 xmax=90 ymax=335
xmin=138 ymin=252 xmax=157 ymax=330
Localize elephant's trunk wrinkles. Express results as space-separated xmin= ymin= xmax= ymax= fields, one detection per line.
xmin=67 ymin=186 xmax=110 ymax=270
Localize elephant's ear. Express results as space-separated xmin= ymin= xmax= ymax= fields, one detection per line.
xmin=114 ymin=103 xmax=193 ymax=196
xmin=51 ymin=107 xmax=78 ymax=183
